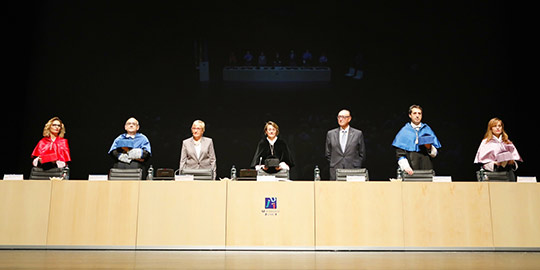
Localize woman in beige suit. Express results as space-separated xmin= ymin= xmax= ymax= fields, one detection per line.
xmin=179 ymin=120 xmax=217 ymax=179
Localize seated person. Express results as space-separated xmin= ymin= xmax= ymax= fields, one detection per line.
xmin=179 ymin=120 xmax=217 ymax=179
xmin=251 ymin=121 xmax=294 ymax=174
xmin=108 ymin=117 xmax=151 ymax=176
xmin=474 ymin=118 xmax=522 ymax=180
xmin=31 ymin=117 xmax=71 ymax=170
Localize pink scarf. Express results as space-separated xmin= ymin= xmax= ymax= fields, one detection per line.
xmin=474 ymin=136 xmax=522 ymax=164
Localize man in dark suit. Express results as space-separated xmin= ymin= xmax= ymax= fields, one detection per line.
xmin=325 ymin=109 xmax=366 ymax=180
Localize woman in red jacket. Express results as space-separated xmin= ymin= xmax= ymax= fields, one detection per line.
xmin=31 ymin=117 xmax=71 ymax=169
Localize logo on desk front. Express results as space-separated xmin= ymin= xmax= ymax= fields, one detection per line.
xmin=265 ymin=197 xmax=277 ymax=209
xmin=262 ymin=197 xmax=279 ymax=216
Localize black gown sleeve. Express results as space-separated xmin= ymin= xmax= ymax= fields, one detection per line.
xmin=251 ymin=139 xmax=267 ymax=168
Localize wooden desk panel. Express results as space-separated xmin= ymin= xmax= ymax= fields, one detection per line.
xmin=136 ymin=181 xmax=227 ymax=248
xmin=402 ymin=182 xmax=493 ymax=248
xmin=315 ymin=182 xmax=404 ymax=249
xmin=46 ymin=181 xmax=139 ymax=247
xmin=0 ymin=180 xmax=52 ymax=246
xmin=489 ymin=183 xmax=540 ymax=248
xmin=226 ymin=181 xmax=315 ymax=249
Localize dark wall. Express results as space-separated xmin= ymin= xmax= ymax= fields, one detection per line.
xmin=4 ymin=2 xmax=536 ymax=180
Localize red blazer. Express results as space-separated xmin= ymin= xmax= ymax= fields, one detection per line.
xmin=31 ymin=137 xmax=71 ymax=163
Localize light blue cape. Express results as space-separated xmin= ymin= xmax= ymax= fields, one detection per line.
xmin=392 ymin=123 xmax=441 ymax=152
xmin=108 ymin=133 xmax=152 ymax=154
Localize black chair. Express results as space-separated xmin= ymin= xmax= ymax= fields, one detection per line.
xmin=29 ymin=167 xmax=69 ymax=180
xmin=476 ymin=169 xmax=515 ymax=182
xmin=180 ymin=168 xmax=214 ymax=180
xmin=108 ymin=168 xmax=142 ymax=180
xmin=336 ymin=168 xmax=369 ymax=181
xmin=398 ymin=169 xmax=435 ymax=182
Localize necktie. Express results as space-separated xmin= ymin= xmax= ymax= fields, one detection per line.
xmin=340 ymin=130 xmax=347 ymax=153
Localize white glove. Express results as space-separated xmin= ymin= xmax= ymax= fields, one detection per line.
xmin=118 ymin=153 xmax=131 ymax=163
xmin=127 ymin=148 xmax=143 ymax=159
xmin=32 ymin=157 xmax=40 ymax=167
xmin=56 ymin=161 xmax=66 ymax=168
xmin=278 ymin=162 xmax=289 ymax=171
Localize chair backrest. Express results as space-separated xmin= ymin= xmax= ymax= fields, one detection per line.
xmin=398 ymin=169 xmax=435 ymax=182
xmin=257 ymin=169 xmax=289 ymax=180
xmin=108 ymin=168 xmax=142 ymax=180
xmin=476 ymin=170 xmax=514 ymax=182
xmin=336 ymin=168 xmax=369 ymax=181
xmin=29 ymin=167 xmax=67 ymax=180
xmin=180 ymin=168 xmax=213 ymax=180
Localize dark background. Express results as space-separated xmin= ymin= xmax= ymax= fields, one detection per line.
xmin=4 ymin=1 xmax=536 ymax=180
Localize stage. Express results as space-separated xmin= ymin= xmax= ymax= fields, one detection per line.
xmin=1 ymin=250 xmax=539 ymax=270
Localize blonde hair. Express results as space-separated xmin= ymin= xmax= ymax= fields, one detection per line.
xmin=483 ymin=118 xmax=510 ymax=144
xmin=43 ymin=117 xmax=66 ymax=138
xmin=264 ymin=121 xmax=280 ymax=136
xmin=192 ymin=120 xmax=205 ymax=132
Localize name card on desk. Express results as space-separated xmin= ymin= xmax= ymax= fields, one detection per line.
xmin=175 ymin=175 xmax=194 ymax=181
xmin=88 ymin=174 xmax=108 ymax=181
xmin=433 ymin=176 xmax=452 ymax=182
xmin=346 ymin=175 xmax=366 ymax=182
xmin=257 ymin=175 xmax=278 ymax=182
xmin=3 ymin=174 xmax=24 ymax=180
xmin=517 ymin=176 xmax=537 ymax=183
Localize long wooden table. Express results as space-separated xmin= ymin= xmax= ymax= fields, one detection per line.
xmin=1 ymin=180 xmax=538 ymax=250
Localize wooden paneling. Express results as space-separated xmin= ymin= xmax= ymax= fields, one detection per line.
xmin=401 ymin=182 xmax=493 ymax=247
xmin=46 ymin=181 xmax=139 ymax=247
xmin=226 ymin=182 xmax=315 ymax=248
xmin=315 ymin=182 xmax=404 ymax=248
xmin=136 ymin=181 xmax=227 ymax=248
xmin=1 ymin=180 xmax=539 ymax=250
xmin=489 ymin=182 xmax=540 ymax=247
xmin=0 ymin=181 xmax=51 ymax=245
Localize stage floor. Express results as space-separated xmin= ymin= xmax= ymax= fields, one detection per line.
xmin=1 ymin=250 xmax=539 ymax=269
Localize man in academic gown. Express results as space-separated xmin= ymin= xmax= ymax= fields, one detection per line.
xmin=108 ymin=117 xmax=152 ymax=174
xmin=325 ymin=109 xmax=366 ymax=180
xmin=392 ymin=105 xmax=441 ymax=175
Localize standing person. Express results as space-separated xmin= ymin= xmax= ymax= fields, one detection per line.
xmin=325 ymin=109 xmax=366 ymax=180
xmin=179 ymin=120 xmax=217 ymax=180
xmin=251 ymin=121 xmax=294 ymax=174
xmin=392 ymin=105 xmax=441 ymax=175
xmin=31 ymin=117 xmax=71 ymax=170
xmin=474 ymin=118 xmax=522 ymax=180
xmin=108 ymin=117 xmax=152 ymax=174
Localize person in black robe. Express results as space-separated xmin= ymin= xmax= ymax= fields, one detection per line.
xmin=250 ymin=121 xmax=294 ymax=174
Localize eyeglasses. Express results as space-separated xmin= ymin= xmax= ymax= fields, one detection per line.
xmin=51 ymin=124 xmax=62 ymax=127
xmin=337 ymin=115 xmax=350 ymax=119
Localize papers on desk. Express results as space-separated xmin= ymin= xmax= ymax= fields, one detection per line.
xmin=88 ymin=174 xmax=108 ymax=181
xmin=517 ymin=176 xmax=537 ymax=183
xmin=346 ymin=175 xmax=366 ymax=182
xmin=175 ymin=175 xmax=194 ymax=181
xmin=3 ymin=174 xmax=24 ymax=180
xmin=257 ymin=175 xmax=277 ymax=182
xmin=433 ymin=176 xmax=452 ymax=182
